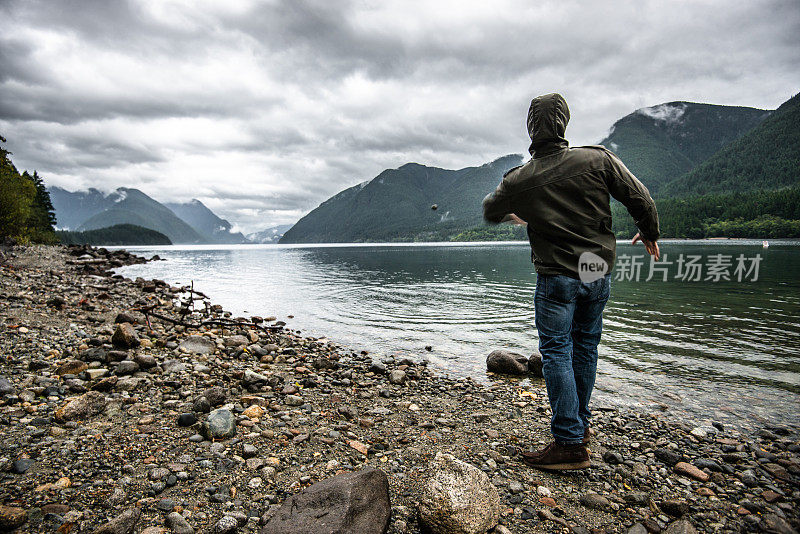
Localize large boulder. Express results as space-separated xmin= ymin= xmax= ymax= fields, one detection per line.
xmin=418 ymin=453 xmax=502 ymax=534
xmin=261 ymin=467 xmax=390 ymax=534
xmin=55 ymin=391 xmax=107 ymax=422
xmin=111 ymin=323 xmax=140 ymax=349
xmin=486 ymin=350 xmax=528 ymax=376
xmin=179 ymin=335 xmax=216 ymax=354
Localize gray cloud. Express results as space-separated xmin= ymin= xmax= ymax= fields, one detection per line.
xmin=1 ymin=0 xmax=798 ymax=232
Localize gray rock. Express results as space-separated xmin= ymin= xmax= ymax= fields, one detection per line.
xmin=116 ymin=360 xmax=139 ymax=375
xmin=111 ymin=323 xmax=140 ymax=349
xmin=201 ymin=409 xmax=236 ymax=439
xmin=285 ymin=395 xmax=304 ymax=406
xmin=242 ymin=369 xmax=270 ymax=385
xmin=213 ymin=515 xmax=238 ymax=534
xmin=193 ymin=396 xmax=211 ymax=413
xmin=760 ymin=513 xmax=796 ymax=534
xmin=418 ymin=453 xmax=501 ymax=534
xmin=179 ymin=335 xmax=215 ymax=354
xmin=166 ymin=512 xmax=194 ymax=534
xmin=55 ymin=390 xmax=107 ymax=422
xmin=528 ymin=352 xmax=543 ymax=377
xmin=261 ymin=467 xmax=390 ymax=534
xmin=663 ymin=519 xmax=697 ymax=534
xmin=655 ymin=448 xmax=683 ymax=466
xmin=580 ymin=493 xmax=612 ymax=511
xmin=369 ymin=361 xmax=387 ymax=374
xmin=388 ymin=370 xmax=406 ymax=385
xmin=133 ymin=353 xmax=157 ymax=369
xmin=224 ymin=335 xmax=250 ymax=347
xmin=627 ymin=525 xmax=648 ymax=534
xmin=94 ymin=508 xmax=142 ymax=534
xmin=11 ymin=458 xmax=34 ymax=474
xmin=203 ymin=386 xmax=227 ymax=407
xmin=486 ymin=350 xmax=528 ymax=376
xmin=0 ymin=377 xmax=13 ymax=397
xmin=162 ymin=359 xmax=187 ymax=374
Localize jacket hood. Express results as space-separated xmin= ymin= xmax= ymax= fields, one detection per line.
xmin=527 ymin=93 xmax=570 ymax=156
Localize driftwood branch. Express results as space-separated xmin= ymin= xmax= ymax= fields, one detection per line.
xmin=132 ymin=306 xmax=282 ymax=333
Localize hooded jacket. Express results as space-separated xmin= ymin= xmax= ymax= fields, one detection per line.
xmin=483 ymin=93 xmax=659 ymax=278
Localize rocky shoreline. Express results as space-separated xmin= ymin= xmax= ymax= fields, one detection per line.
xmin=0 ymin=244 xmax=797 ymax=533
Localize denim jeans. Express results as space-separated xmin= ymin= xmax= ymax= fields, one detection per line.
xmin=534 ymin=273 xmax=610 ymax=444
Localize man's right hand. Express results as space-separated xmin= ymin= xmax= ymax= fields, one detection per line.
xmin=632 ymin=232 xmax=660 ymax=261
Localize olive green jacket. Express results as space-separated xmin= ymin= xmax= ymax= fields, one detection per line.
xmin=483 ymin=93 xmax=659 ymax=278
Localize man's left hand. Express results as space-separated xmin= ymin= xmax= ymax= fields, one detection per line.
xmin=632 ymin=232 xmax=660 ymax=261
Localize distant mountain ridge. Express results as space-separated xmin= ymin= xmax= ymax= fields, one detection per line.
xmin=49 ymin=186 xmax=247 ymax=244
xmin=279 ymin=155 xmax=522 ymax=243
xmin=164 ymin=200 xmax=249 ymax=244
xmin=660 ymin=92 xmax=800 ymax=196
xmin=598 ymin=101 xmax=770 ymax=194
xmin=247 ymin=224 xmax=293 ymax=244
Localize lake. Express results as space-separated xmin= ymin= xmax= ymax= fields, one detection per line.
xmin=114 ymin=240 xmax=800 ymax=432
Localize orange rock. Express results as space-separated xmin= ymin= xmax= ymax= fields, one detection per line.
xmin=348 ymin=440 xmax=369 ymax=455
xmin=242 ymin=405 xmax=265 ymax=419
xmin=674 ymin=461 xmax=709 ymax=482
xmin=539 ymin=497 xmax=557 ymax=507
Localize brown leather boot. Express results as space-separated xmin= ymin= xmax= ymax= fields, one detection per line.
xmin=521 ymin=441 xmax=590 ymax=470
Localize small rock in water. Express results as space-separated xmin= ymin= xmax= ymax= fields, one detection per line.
xmin=486 ymin=350 xmax=528 ymax=376
xmin=528 ymin=352 xmax=543 ymax=378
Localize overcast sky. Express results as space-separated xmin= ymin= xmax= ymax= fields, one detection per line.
xmin=1 ymin=0 xmax=798 ymax=233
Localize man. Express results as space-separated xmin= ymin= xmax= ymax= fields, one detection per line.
xmin=483 ymin=93 xmax=660 ymax=470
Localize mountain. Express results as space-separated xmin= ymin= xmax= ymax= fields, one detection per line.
xmin=279 ymin=155 xmax=523 ymax=243
xmin=77 ymin=188 xmax=204 ymax=244
xmin=599 ymin=102 xmax=769 ymax=194
xmin=660 ymin=93 xmax=800 ymax=197
xmin=247 ymin=224 xmax=293 ymax=244
xmin=50 ymin=186 xmax=205 ymax=244
xmin=164 ymin=200 xmax=249 ymax=244
xmin=49 ymin=186 xmax=113 ymax=230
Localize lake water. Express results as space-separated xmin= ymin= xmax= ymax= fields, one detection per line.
xmin=114 ymin=240 xmax=800 ymax=432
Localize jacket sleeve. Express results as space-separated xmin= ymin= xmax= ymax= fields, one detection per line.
xmin=482 ymin=169 xmax=517 ymax=224
xmin=605 ymin=151 xmax=660 ymax=241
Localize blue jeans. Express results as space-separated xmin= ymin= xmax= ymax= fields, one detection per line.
xmin=534 ymin=273 xmax=610 ymax=444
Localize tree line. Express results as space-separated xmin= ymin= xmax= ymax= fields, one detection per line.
xmin=0 ymin=136 xmax=57 ymax=244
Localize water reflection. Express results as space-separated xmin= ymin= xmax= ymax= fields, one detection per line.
xmin=116 ymin=241 xmax=800 ymax=430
